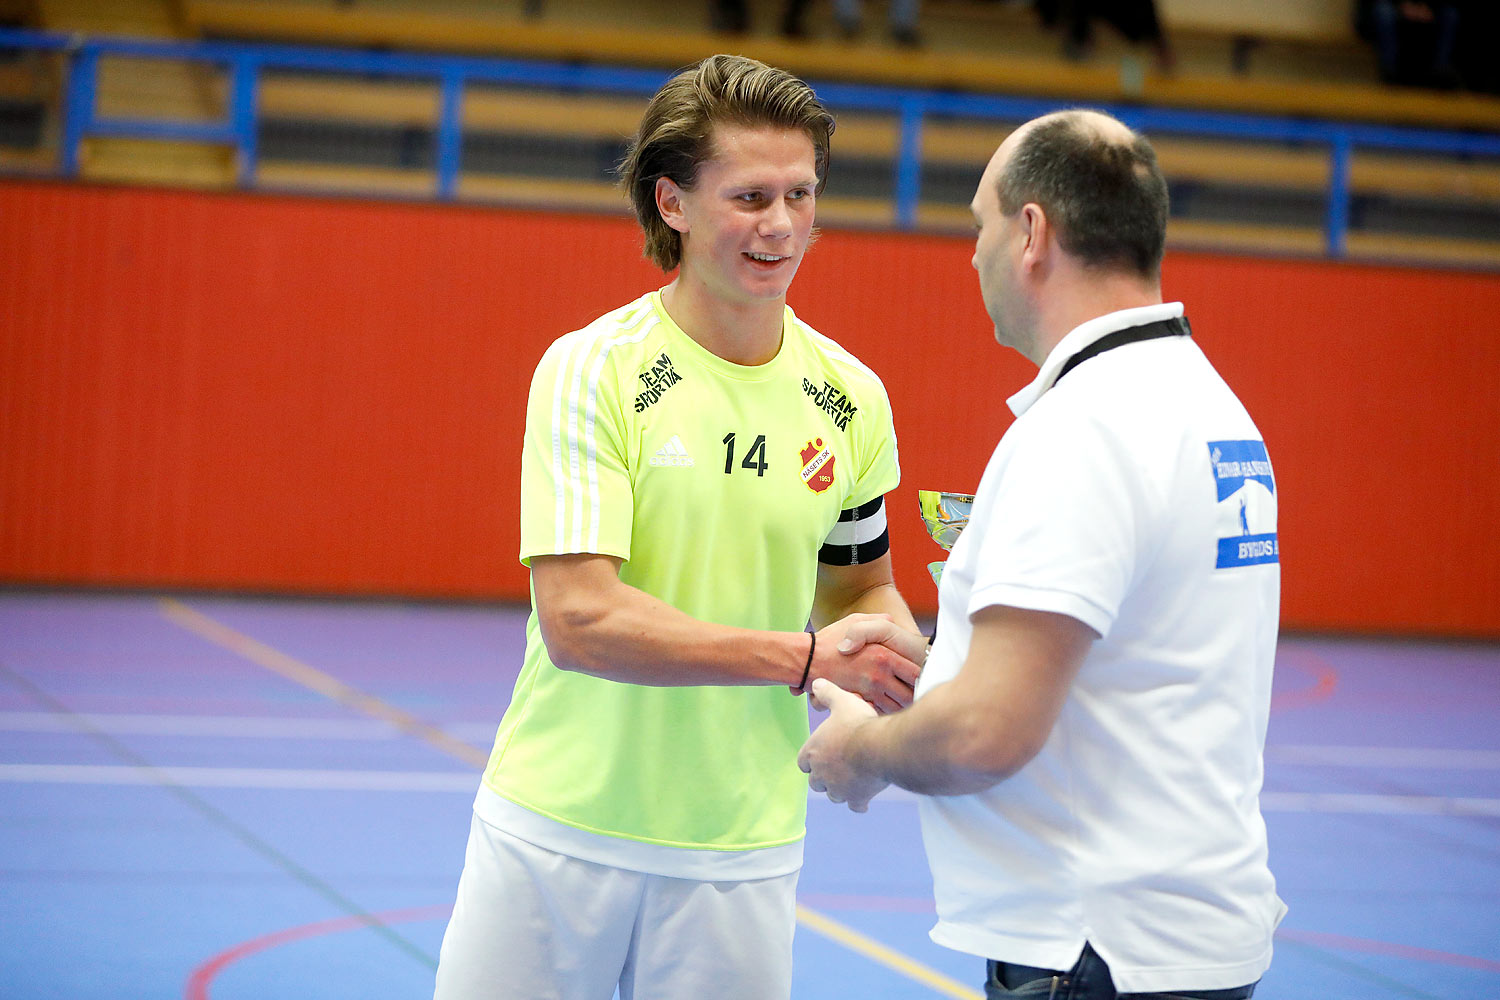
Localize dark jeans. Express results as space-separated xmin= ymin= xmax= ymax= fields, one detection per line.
xmin=985 ymin=943 xmax=1257 ymax=1000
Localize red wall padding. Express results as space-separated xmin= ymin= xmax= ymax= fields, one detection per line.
xmin=3 ymin=181 xmax=1497 ymax=636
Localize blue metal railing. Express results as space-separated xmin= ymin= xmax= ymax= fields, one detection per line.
xmin=4 ymin=27 xmax=1500 ymax=256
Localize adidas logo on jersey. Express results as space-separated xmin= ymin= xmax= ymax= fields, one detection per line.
xmin=649 ymin=435 xmax=695 ymax=467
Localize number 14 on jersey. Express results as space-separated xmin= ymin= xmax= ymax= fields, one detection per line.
xmin=722 ymin=432 xmax=768 ymax=477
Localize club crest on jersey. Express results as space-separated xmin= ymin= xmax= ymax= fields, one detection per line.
xmin=800 ymin=438 xmax=836 ymax=494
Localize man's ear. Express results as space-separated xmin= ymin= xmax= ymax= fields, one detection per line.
xmin=1019 ymin=203 xmax=1051 ymax=274
xmin=656 ymin=177 xmax=690 ymax=235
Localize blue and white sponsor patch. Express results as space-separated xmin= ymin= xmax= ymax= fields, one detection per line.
xmin=1209 ymin=439 xmax=1279 ymax=569
xmin=1217 ymin=533 xmax=1279 ymax=568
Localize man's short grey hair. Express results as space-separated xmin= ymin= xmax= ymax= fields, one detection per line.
xmin=998 ymin=110 xmax=1169 ymax=278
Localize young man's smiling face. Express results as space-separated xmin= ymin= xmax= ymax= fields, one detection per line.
xmin=662 ymin=123 xmax=818 ymax=307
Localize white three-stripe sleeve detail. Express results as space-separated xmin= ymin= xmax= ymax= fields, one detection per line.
xmin=549 ymin=339 xmax=575 ymax=554
xmin=583 ymin=314 xmax=658 ymax=551
xmin=567 ymin=338 xmax=591 ymax=552
xmin=583 ymin=343 xmax=604 ymax=553
xmin=545 ymin=301 xmax=657 ymax=555
xmin=586 ymin=360 xmax=604 ymax=552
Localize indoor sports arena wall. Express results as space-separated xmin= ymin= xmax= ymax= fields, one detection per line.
xmin=3 ymin=180 xmax=1498 ymax=638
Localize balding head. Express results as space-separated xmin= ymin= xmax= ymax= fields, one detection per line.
xmin=992 ymin=109 xmax=1169 ymax=278
xmin=1004 ymin=109 xmax=1135 ymax=154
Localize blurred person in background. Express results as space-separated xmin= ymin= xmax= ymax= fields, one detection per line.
xmin=712 ymin=0 xmax=922 ymax=45
xmin=1037 ymin=0 xmax=1176 ymax=72
xmin=833 ymin=0 xmax=924 ymax=46
xmin=1357 ymin=0 xmax=1463 ymax=89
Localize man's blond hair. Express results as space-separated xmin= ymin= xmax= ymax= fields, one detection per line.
xmin=619 ymin=54 xmax=835 ymax=272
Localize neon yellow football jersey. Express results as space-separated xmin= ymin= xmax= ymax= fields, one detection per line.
xmin=482 ymin=290 xmax=900 ymax=852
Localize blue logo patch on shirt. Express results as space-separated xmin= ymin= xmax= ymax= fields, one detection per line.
xmin=1209 ymin=440 xmax=1278 ymax=569
xmin=1210 ymin=439 xmax=1276 ymax=501
xmin=1217 ymin=533 xmax=1279 ymax=568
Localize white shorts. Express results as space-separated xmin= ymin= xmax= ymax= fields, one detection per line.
xmin=433 ymin=812 xmax=800 ymax=1000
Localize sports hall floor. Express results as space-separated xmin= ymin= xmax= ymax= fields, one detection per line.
xmin=2 ymin=591 xmax=1497 ymax=999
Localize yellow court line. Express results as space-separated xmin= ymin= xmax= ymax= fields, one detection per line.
xmin=159 ymin=597 xmax=977 ymax=998
xmin=158 ymin=598 xmax=488 ymax=768
xmin=796 ymin=904 xmax=984 ymax=1000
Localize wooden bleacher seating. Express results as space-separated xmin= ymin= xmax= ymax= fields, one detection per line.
xmin=4 ymin=0 xmax=1495 ymax=266
xmin=181 ymin=0 xmax=1500 ymax=132
xmin=250 ymin=73 xmax=1500 ymax=256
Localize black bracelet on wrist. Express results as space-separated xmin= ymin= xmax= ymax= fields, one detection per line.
xmin=795 ymin=630 xmax=815 ymax=694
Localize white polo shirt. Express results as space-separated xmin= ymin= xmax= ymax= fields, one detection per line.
xmin=915 ymin=303 xmax=1286 ymax=994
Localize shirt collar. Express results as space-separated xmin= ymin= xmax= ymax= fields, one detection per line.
xmin=1007 ymin=302 xmax=1185 ymax=417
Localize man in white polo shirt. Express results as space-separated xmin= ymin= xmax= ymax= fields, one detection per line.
xmin=799 ymin=108 xmax=1285 ymax=999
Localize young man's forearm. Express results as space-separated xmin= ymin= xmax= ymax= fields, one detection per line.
xmin=537 ymin=560 xmax=815 ymax=687
xmin=535 ymin=554 xmax=920 ymax=713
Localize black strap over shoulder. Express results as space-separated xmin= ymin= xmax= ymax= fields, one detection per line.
xmin=1052 ymin=315 xmax=1192 ymax=386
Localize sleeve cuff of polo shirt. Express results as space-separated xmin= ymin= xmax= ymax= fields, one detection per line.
xmin=967 ymin=582 xmax=1113 ymax=639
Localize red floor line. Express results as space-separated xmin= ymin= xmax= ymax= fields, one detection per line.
xmin=1271 ymin=648 xmax=1339 ymax=711
xmin=1277 ymin=928 xmax=1500 ymax=974
xmin=182 ymin=900 xmax=1500 ymax=997
xmin=183 ymin=905 xmax=453 ymax=1000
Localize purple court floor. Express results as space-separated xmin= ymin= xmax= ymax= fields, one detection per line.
xmin=2 ymin=590 xmax=1498 ymax=999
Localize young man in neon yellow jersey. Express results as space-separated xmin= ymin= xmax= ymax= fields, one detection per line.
xmin=433 ymin=55 xmax=924 ymax=1000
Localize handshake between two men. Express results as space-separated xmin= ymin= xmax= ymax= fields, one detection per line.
xmin=796 ymin=614 xmax=932 ymax=814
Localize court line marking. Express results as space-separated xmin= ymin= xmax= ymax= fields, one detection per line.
xmin=159 ymin=599 xmax=489 ymax=768
xmin=795 ymin=904 xmax=982 ymax=1000
xmin=1270 ymin=648 xmax=1339 ymax=711
xmin=184 ymin=902 xmax=987 ymax=1000
xmin=1259 ymin=792 xmax=1500 ymax=817
xmin=1277 ymin=928 xmax=1500 ymax=975
xmin=157 ymin=598 xmax=973 ymax=998
xmin=1265 ymin=745 xmax=1500 ymax=769
xmin=9 ymin=710 xmax=1500 ymax=771
xmin=0 ymin=710 xmax=500 ymax=742
xmin=10 ymin=764 xmax=1500 ymax=818
xmin=1273 ymin=935 xmax=1447 ymax=1000
xmin=0 ymin=763 xmax=477 ymax=791
xmin=185 ymin=905 xmax=453 ymax=1000
xmin=181 ymin=895 xmax=1500 ymax=995
xmin=0 ymin=660 xmax=439 ymax=976
xmin=0 ymin=711 xmax=406 ymax=740
xmin=863 ymin=784 xmax=1500 ymax=815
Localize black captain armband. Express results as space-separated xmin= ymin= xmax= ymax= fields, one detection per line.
xmin=818 ymin=496 xmax=890 ymax=566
